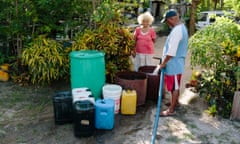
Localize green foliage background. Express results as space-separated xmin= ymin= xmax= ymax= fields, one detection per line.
xmin=19 ymin=0 xmax=134 ymax=85
xmin=67 ymin=1 xmax=135 ymax=83
xmin=189 ymin=17 xmax=240 ymax=117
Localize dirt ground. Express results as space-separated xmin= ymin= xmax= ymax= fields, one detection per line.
xmin=0 ymin=36 xmax=240 ymax=144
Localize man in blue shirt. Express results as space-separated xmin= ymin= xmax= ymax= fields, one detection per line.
xmin=159 ymin=9 xmax=189 ymax=116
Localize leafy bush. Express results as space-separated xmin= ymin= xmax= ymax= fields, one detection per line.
xmin=17 ymin=1 xmax=134 ymax=85
xmin=21 ymin=35 xmax=67 ymax=85
xmin=189 ymin=17 xmax=240 ymax=118
xmin=66 ymin=1 xmax=135 ymax=83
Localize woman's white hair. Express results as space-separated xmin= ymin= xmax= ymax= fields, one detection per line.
xmin=137 ymin=11 xmax=154 ymax=25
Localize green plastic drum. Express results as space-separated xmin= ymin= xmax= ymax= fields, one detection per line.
xmin=70 ymin=50 xmax=105 ymax=100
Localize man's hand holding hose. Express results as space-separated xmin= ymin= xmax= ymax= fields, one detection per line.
xmin=152 ymin=55 xmax=172 ymax=75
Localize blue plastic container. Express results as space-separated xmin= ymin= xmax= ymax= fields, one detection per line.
xmin=95 ymin=99 xmax=114 ymax=130
xmin=70 ymin=50 xmax=105 ymax=100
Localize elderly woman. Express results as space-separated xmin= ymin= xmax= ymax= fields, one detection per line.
xmin=133 ymin=11 xmax=156 ymax=71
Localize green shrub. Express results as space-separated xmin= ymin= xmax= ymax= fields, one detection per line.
xmin=189 ymin=17 xmax=240 ymax=118
xmin=66 ymin=1 xmax=135 ymax=83
xmin=21 ymin=35 xmax=67 ymax=85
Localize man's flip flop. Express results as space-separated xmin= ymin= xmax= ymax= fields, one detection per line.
xmin=160 ymin=109 xmax=176 ymax=117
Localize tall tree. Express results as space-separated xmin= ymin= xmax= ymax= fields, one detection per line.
xmin=212 ymin=0 xmax=220 ymax=10
xmin=189 ymin=0 xmax=201 ymax=36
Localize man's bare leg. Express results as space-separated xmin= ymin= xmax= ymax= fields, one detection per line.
xmin=169 ymin=89 xmax=179 ymax=112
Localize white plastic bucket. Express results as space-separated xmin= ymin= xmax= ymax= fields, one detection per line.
xmin=102 ymin=84 xmax=122 ymax=114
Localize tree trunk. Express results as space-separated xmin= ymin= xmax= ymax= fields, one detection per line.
xmin=237 ymin=62 xmax=240 ymax=91
xmin=220 ymin=0 xmax=223 ymax=8
xmin=15 ymin=0 xmax=23 ymax=60
xmin=207 ymin=0 xmax=210 ymax=10
xmin=213 ymin=0 xmax=221 ymax=10
xmin=230 ymin=91 xmax=240 ymax=120
xmin=189 ymin=0 xmax=201 ymax=36
xmin=91 ymin=0 xmax=102 ymax=29
xmin=213 ymin=1 xmax=217 ymax=10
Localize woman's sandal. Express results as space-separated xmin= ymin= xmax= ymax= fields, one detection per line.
xmin=160 ymin=109 xmax=176 ymax=117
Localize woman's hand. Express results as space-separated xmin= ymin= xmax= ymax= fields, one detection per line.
xmin=131 ymin=51 xmax=136 ymax=58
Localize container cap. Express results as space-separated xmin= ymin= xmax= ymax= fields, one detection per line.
xmin=95 ymin=99 xmax=114 ymax=107
xmin=70 ymin=50 xmax=105 ymax=59
xmin=54 ymin=91 xmax=72 ymax=100
xmin=74 ymin=100 xmax=95 ymax=111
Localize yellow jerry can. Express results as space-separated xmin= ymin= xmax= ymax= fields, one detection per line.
xmin=0 ymin=70 xmax=9 ymax=82
xmin=0 ymin=63 xmax=9 ymax=72
xmin=121 ymin=90 xmax=137 ymax=115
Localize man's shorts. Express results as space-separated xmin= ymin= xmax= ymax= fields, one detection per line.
xmin=164 ymin=74 xmax=182 ymax=92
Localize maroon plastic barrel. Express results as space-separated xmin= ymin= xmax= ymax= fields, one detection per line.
xmin=138 ymin=66 xmax=164 ymax=101
xmin=115 ymin=71 xmax=147 ymax=106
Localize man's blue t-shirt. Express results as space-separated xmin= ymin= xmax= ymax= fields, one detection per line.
xmin=162 ymin=23 xmax=188 ymax=75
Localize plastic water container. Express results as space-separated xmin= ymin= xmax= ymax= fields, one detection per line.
xmin=102 ymin=84 xmax=122 ymax=114
xmin=72 ymin=87 xmax=91 ymax=95
xmin=138 ymin=66 xmax=162 ymax=100
xmin=72 ymin=88 xmax=94 ymax=104
xmin=73 ymin=92 xmax=95 ymax=104
xmin=53 ymin=91 xmax=73 ymax=125
xmin=95 ymin=99 xmax=114 ymax=130
xmin=115 ymin=71 xmax=147 ymax=106
xmin=0 ymin=63 xmax=9 ymax=71
xmin=73 ymin=100 xmax=95 ymax=137
xmin=121 ymin=90 xmax=137 ymax=115
xmin=0 ymin=70 xmax=9 ymax=82
xmin=70 ymin=50 xmax=105 ymax=100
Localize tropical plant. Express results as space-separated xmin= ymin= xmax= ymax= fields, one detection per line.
xmin=189 ymin=17 xmax=240 ymax=118
xmin=21 ymin=35 xmax=67 ymax=85
xmin=67 ymin=0 xmax=135 ymax=83
xmin=225 ymin=0 xmax=240 ymax=18
xmin=0 ymin=0 xmax=97 ymax=85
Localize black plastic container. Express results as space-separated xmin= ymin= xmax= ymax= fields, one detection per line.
xmin=53 ymin=91 xmax=73 ymax=125
xmin=73 ymin=100 xmax=95 ymax=137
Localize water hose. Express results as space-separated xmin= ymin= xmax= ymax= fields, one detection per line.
xmin=151 ymin=68 xmax=164 ymax=144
